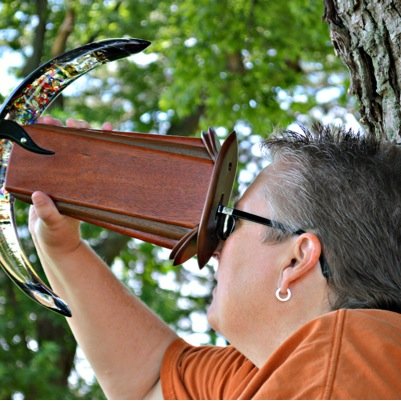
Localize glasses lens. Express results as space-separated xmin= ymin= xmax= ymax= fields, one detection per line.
xmin=216 ymin=213 xmax=236 ymax=240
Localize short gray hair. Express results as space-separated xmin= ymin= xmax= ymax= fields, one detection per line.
xmin=262 ymin=124 xmax=401 ymax=313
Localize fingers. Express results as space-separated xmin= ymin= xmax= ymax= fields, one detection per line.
xmin=37 ymin=116 xmax=90 ymax=129
xmin=37 ymin=116 xmax=113 ymax=131
xmin=102 ymin=122 xmax=113 ymax=130
xmin=66 ymin=119 xmax=113 ymax=130
xmin=37 ymin=116 xmax=91 ymax=129
xmin=37 ymin=116 xmax=63 ymax=126
xmin=66 ymin=118 xmax=91 ymax=129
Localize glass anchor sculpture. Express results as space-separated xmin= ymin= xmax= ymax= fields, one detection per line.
xmin=0 ymin=38 xmax=238 ymax=317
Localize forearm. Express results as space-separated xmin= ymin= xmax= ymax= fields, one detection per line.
xmin=39 ymin=240 xmax=177 ymax=399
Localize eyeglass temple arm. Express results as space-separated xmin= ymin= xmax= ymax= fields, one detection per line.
xmin=217 ymin=203 xmax=331 ymax=277
xmin=218 ymin=204 xmax=298 ymax=234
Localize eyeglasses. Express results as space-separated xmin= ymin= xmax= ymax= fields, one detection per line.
xmin=216 ymin=204 xmax=304 ymax=240
xmin=215 ymin=204 xmax=331 ymax=279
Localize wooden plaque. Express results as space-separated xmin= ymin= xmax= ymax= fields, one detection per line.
xmin=5 ymin=124 xmax=237 ymax=267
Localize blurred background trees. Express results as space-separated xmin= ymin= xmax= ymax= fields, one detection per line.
xmin=0 ymin=0 xmax=352 ymax=398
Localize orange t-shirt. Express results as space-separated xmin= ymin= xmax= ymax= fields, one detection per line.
xmin=161 ymin=309 xmax=401 ymax=399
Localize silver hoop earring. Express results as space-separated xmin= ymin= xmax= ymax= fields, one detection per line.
xmin=275 ymin=288 xmax=292 ymax=302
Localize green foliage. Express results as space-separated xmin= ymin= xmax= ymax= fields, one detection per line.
xmin=0 ymin=0 xmax=350 ymax=398
xmin=0 ymin=0 xmax=344 ymax=134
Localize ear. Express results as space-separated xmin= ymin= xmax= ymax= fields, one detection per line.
xmin=278 ymin=233 xmax=322 ymax=293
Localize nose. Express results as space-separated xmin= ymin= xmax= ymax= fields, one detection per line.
xmin=212 ymin=240 xmax=224 ymax=260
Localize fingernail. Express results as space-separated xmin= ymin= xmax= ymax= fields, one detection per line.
xmin=31 ymin=191 xmax=45 ymax=206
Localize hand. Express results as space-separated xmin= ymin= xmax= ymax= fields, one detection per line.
xmin=29 ymin=191 xmax=81 ymax=257
xmin=37 ymin=116 xmax=113 ymax=130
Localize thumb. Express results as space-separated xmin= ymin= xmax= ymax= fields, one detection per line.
xmin=31 ymin=191 xmax=62 ymax=226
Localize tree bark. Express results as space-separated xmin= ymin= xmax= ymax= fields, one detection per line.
xmin=21 ymin=0 xmax=48 ymax=76
xmin=93 ymin=232 xmax=131 ymax=266
xmin=324 ymin=0 xmax=401 ymax=141
xmin=51 ymin=6 xmax=76 ymax=57
xmin=49 ymin=5 xmax=76 ymax=110
xmin=166 ymin=105 xmax=205 ymax=135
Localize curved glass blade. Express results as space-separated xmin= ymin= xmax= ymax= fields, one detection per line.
xmin=0 ymin=38 xmax=150 ymax=316
xmin=0 ymin=38 xmax=150 ymax=123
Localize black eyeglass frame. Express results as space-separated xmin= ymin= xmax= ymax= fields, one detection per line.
xmin=215 ymin=204 xmax=331 ymax=279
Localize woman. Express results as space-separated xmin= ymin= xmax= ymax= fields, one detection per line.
xmin=30 ymin=122 xmax=401 ymax=399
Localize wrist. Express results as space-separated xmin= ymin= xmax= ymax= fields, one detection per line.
xmin=40 ymin=237 xmax=85 ymax=261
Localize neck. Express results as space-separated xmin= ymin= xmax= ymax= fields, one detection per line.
xmin=238 ymin=287 xmax=331 ymax=367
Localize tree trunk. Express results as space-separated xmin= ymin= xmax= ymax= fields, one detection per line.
xmin=51 ymin=5 xmax=76 ymax=57
xmin=49 ymin=5 xmax=76 ymax=110
xmin=21 ymin=0 xmax=48 ymax=76
xmin=324 ymin=0 xmax=401 ymax=141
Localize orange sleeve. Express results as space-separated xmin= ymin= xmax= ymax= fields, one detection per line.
xmin=161 ymin=338 xmax=257 ymax=400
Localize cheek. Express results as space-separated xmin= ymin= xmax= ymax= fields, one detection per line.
xmin=217 ymin=235 xmax=274 ymax=294
xmin=209 ymin=252 xmax=270 ymax=333
xmin=209 ymin=273 xmax=269 ymax=339
xmin=208 ymin=232 xmax=287 ymax=334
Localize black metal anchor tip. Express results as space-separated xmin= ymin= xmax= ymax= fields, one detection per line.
xmin=0 ymin=119 xmax=54 ymax=155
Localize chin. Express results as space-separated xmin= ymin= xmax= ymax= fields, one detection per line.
xmin=206 ymin=301 xmax=219 ymax=332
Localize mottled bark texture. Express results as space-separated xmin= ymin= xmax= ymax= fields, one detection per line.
xmin=324 ymin=0 xmax=401 ymax=141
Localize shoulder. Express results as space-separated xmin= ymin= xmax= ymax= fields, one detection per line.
xmin=328 ymin=309 xmax=401 ymax=398
xmin=256 ymin=309 xmax=401 ymax=399
xmin=160 ymin=310 xmax=401 ymax=399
